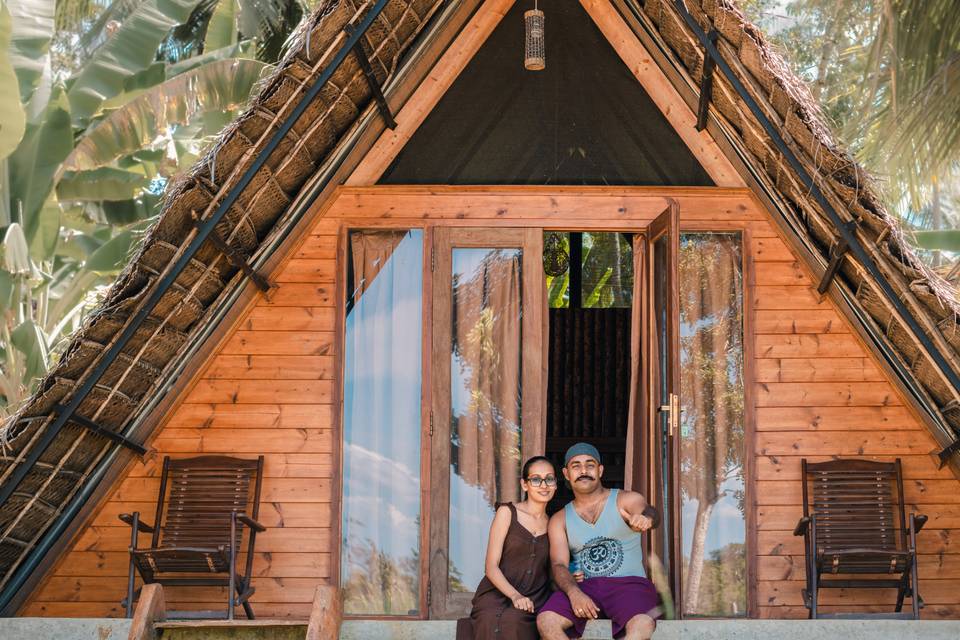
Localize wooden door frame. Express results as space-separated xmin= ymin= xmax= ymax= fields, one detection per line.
xmin=428 ymin=226 xmax=545 ymax=618
xmin=327 ymin=185 xmax=761 ymax=620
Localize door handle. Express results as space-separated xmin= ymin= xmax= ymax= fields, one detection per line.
xmin=658 ymin=393 xmax=680 ymax=437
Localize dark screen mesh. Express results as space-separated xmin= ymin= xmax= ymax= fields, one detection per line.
xmin=380 ymin=1 xmax=712 ymax=186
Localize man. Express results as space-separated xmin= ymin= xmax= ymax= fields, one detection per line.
xmin=537 ymin=443 xmax=658 ymax=640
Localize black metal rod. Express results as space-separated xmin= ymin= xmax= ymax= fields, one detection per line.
xmin=937 ymin=438 xmax=960 ymax=467
xmin=53 ymin=405 xmax=148 ymax=457
xmin=0 ymin=0 xmax=392 ymax=612
xmin=816 ymin=227 xmax=853 ymax=296
xmin=695 ymin=30 xmax=718 ymax=131
xmin=670 ymin=0 xmax=960 ymax=397
xmin=570 ymin=232 xmax=582 ymax=309
xmin=346 ymin=23 xmax=398 ymax=129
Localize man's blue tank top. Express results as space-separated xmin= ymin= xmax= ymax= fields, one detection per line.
xmin=565 ymin=489 xmax=645 ymax=579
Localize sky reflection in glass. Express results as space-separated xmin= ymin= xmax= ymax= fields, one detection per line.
xmin=341 ymin=230 xmax=423 ymax=615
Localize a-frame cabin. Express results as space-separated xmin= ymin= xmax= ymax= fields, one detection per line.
xmin=3 ymin=0 xmax=960 ymax=626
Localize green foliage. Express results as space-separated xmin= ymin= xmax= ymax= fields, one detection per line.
xmin=911 ymin=229 xmax=960 ymax=252
xmin=742 ymin=1 xmax=960 ymax=261
xmin=0 ymin=6 xmax=26 ymax=160
xmin=66 ymin=0 xmax=202 ymax=126
xmin=0 ymin=0 xmax=300 ymax=414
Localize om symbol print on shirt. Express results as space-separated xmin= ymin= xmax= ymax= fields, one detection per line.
xmin=580 ymin=536 xmax=625 ymax=577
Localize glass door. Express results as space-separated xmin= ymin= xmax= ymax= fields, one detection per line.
xmin=429 ymin=227 xmax=545 ymax=618
xmin=638 ymin=203 xmax=681 ymax=613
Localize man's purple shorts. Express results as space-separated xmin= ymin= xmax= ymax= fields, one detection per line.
xmin=539 ymin=576 xmax=660 ymax=639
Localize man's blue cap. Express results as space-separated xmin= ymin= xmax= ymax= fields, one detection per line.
xmin=564 ymin=442 xmax=602 ymax=466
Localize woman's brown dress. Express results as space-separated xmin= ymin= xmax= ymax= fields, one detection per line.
xmin=456 ymin=503 xmax=553 ymax=640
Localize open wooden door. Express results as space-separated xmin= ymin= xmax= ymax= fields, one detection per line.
xmin=429 ymin=227 xmax=545 ymax=618
xmin=629 ymin=201 xmax=681 ymax=614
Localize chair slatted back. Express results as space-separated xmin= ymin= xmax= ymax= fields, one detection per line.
xmin=153 ymin=456 xmax=263 ymax=550
xmin=802 ymin=459 xmax=907 ymax=554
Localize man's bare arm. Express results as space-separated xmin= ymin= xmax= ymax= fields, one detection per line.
xmin=617 ymin=490 xmax=653 ymax=532
xmin=547 ymin=511 xmax=600 ymax=619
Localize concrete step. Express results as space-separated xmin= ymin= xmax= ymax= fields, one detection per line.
xmin=0 ymin=618 xmax=131 ymax=639
xmin=341 ymin=619 xmax=960 ymax=640
xmin=4 ymin=617 xmax=960 ymax=640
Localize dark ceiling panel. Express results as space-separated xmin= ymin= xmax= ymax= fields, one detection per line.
xmin=380 ymin=1 xmax=712 ymax=186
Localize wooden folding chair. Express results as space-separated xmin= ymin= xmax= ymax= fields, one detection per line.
xmin=793 ymin=458 xmax=927 ymax=619
xmin=120 ymin=455 xmax=265 ymax=620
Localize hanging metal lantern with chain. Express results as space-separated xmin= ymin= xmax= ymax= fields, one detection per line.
xmin=525 ymin=3 xmax=545 ymax=71
xmin=543 ymin=232 xmax=569 ymax=277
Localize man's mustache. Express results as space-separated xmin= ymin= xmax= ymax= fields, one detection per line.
xmin=576 ymin=474 xmax=595 ymax=482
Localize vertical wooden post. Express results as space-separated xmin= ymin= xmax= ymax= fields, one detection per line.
xmin=127 ymin=583 xmax=165 ymax=640
xmin=306 ymin=586 xmax=342 ymax=640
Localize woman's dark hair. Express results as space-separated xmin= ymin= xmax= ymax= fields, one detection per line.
xmin=522 ymin=456 xmax=555 ymax=479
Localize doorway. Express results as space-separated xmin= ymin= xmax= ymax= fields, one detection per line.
xmin=427 ymin=207 xmax=681 ymax=619
xmin=543 ymin=232 xmax=634 ymax=515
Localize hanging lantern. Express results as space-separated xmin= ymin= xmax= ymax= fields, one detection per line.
xmin=543 ymin=232 xmax=569 ymax=277
xmin=524 ymin=5 xmax=545 ymax=71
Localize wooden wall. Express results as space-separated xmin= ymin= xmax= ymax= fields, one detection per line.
xmin=750 ymin=228 xmax=960 ymax=619
xmin=23 ymin=228 xmax=339 ymax=618
xmin=22 ymin=187 xmax=960 ymax=619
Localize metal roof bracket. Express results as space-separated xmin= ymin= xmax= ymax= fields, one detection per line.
xmin=52 ymin=405 xmax=148 ymax=457
xmin=695 ymin=30 xmax=719 ymax=132
xmin=345 ymin=21 xmax=398 ymax=130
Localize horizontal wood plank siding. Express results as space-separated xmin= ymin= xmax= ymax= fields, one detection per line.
xmin=750 ymin=219 xmax=960 ymax=620
xmin=24 ymin=188 xmax=960 ymax=621
xmin=26 ymin=228 xmax=340 ymax=619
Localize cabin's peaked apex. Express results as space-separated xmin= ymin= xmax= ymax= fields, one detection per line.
xmin=348 ymin=0 xmax=744 ymax=187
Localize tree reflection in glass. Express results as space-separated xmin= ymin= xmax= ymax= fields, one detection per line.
xmin=341 ymin=230 xmax=423 ymax=615
xmin=449 ymin=248 xmax=523 ymax=591
xmin=678 ymin=233 xmax=746 ymax=617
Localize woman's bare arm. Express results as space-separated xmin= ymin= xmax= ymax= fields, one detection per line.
xmin=484 ymin=506 xmax=532 ymax=611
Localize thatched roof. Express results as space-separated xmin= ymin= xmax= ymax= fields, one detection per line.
xmin=0 ymin=0 xmax=443 ymax=599
xmin=1 ymin=0 xmax=960 ymax=606
xmin=640 ymin=0 xmax=960 ymax=440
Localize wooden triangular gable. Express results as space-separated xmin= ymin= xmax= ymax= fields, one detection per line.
xmin=349 ymin=0 xmax=744 ymax=187
xmin=379 ymin=1 xmax=713 ymax=185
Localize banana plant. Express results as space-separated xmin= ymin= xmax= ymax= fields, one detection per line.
xmin=0 ymin=0 xmax=286 ymax=416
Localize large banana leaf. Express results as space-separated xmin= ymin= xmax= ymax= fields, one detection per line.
xmin=63 ymin=57 xmax=268 ymax=171
xmin=7 ymin=85 xmax=72 ymax=248
xmin=5 ymin=0 xmax=53 ymax=105
xmin=96 ymin=40 xmax=255 ymax=113
xmin=66 ymin=0 xmax=203 ymax=127
xmin=30 ymin=192 xmax=60 ymax=261
xmin=10 ymin=319 xmax=48 ymax=384
xmin=911 ymin=229 xmax=960 ymax=252
xmin=84 ymin=229 xmax=135 ymax=273
xmin=57 ymin=167 xmax=149 ymax=201
xmin=204 ymin=0 xmax=238 ymax=52
xmin=0 ymin=5 xmax=26 ymax=160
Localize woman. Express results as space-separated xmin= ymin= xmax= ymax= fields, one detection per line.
xmin=457 ymin=456 xmax=559 ymax=640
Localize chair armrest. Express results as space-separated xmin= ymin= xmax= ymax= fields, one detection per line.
xmin=236 ymin=514 xmax=267 ymax=533
xmin=912 ymin=514 xmax=929 ymax=534
xmin=118 ymin=513 xmax=155 ymax=533
xmin=793 ymin=516 xmax=810 ymax=537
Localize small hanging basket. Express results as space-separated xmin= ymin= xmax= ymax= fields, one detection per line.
xmin=525 ymin=9 xmax=545 ymax=71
